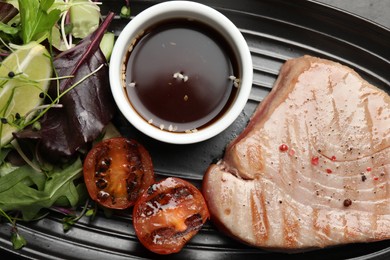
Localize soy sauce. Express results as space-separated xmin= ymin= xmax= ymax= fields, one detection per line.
xmin=124 ymin=19 xmax=238 ymax=132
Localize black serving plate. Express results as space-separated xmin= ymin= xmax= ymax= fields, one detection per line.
xmin=1 ymin=0 xmax=389 ymax=259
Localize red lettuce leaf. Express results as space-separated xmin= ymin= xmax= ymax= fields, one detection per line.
xmin=15 ymin=12 xmax=117 ymax=162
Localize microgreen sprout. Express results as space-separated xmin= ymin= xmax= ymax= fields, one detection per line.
xmin=120 ymin=0 xmax=131 ymax=19
xmin=61 ymin=199 xmax=97 ymax=232
xmin=0 ymin=209 xmax=27 ymax=250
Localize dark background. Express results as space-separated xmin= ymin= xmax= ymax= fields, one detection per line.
xmin=318 ymin=0 xmax=390 ymax=29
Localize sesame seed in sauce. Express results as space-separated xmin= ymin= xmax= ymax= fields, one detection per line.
xmin=233 ymin=79 xmax=240 ymax=88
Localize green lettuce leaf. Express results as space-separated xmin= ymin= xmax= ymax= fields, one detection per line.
xmin=0 ymin=158 xmax=84 ymax=221
xmin=18 ymin=0 xmax=61 ymax=44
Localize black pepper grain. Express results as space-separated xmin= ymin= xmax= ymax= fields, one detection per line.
xmin=361 ymin=175 xmax=367 ymax=182
xmin=343 ymin=199 xmax=352 ymax=207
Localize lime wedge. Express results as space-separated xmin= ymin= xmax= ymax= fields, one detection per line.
xmin=0 ymin=42 xmax=52 ymax=147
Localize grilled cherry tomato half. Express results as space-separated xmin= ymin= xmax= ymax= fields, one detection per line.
xmin=133 ymin=177 xmax=210 ymax=254
xmin=83 ymin=137 xmax=154 ymax=209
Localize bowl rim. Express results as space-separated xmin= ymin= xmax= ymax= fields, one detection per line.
xmin=109 ymin=1 xmax=253 ymax=144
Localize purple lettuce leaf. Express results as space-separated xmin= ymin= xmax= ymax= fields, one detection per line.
xmin=15 ymin=12 xmax=117 ymax=162
xmin=0 ymin=2 xmax=18 ymax=23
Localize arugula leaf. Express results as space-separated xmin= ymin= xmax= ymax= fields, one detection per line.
xmin=0 ymin=163 xmax=45 ymax=192
xmin=18 ymin=0 xmax=61 ymax=44
xmin=0 ymin=158 xmax=84 ymax=221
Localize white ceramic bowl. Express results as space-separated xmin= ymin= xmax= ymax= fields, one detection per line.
xmin=109 ymin=1 xmax=253 ymax=144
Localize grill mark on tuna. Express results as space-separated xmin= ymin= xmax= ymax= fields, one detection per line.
xmin=250 ymin=185 xmax=269 ymax=244
xmin=313 ymin=209 xmax=331 ymax=244
xmin=362 ymin=97 xmax=375 ymax=153
xmin=283 ymin=203 xmax=299 ymax=248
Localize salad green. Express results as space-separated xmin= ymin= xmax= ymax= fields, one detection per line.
xmin=0 ymin=0 xmax=124 ymax=250
xmin=18 ymin=0 xmax=61 ymax=44
xmin=0 ymin=158 xmax=84 ymax=221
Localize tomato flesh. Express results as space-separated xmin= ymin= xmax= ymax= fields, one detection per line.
xmin=133 ymin=177 xmax=209 ymax=254
xmin=83 ymin=137 xmax=154 ymax=209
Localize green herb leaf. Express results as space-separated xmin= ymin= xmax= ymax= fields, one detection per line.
xmin=62 ymin=216 xmax=76 ymax=232
xmin=11 ymin=230 xmax=27 ymax=249
xmin=0 ymin=158 xmax=83 ymax=221
xmin=120 ymin=5 xmax=131 ymax=19
xmin=18 ymin=0 xmax=61 ymax=44
xmin=0 ymin=22 xmax=19 ymax=35
xmin=85 ymin=209 xmax=94 ymax=217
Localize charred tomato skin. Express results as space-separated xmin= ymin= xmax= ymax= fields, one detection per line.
xmin=83 ymin=137 xmax=154 ymax=209
xmin=133 ymin=177 xmax=210 ymax=255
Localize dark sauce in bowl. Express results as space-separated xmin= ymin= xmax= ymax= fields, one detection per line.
xmin=124 ymin=19 xmax=239 ymax=133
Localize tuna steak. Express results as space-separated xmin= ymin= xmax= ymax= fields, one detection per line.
xmin=202 ymin=55 xmax=390 ymax=250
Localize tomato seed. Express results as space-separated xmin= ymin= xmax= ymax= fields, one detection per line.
xmin=97 ymin=190 xmax=110 ymax=200
xmin=96 ymin=178 xmax=108 ymax=189
xmin=97 ymin=158 xmax=111 ymax=173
